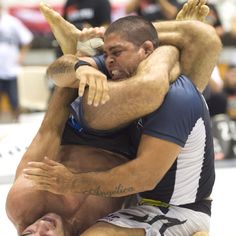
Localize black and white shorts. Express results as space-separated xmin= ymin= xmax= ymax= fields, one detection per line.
xmin=99 ymin=203 xmax=210 ymax=236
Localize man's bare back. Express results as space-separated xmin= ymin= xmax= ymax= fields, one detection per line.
xmin=6 ymin=88 xmax=128 ymax=235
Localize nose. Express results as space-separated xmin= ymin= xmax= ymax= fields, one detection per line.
xmin=106 ymin=55 xmax=115 ymax=66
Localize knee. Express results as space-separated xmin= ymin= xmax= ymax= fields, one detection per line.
xmin=192 ymin=232 xmax=209 ymax=236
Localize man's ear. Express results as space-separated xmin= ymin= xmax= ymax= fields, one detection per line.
xmin=141 ymin=41 xmax=155 ymax=58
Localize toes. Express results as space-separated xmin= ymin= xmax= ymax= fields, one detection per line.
xmin=188 ymin=0 xmax=198 ymax=15
xmin=199 ymin=5 xmax=210 ymax=18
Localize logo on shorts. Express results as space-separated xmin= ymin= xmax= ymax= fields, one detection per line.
xmin=102 ymin=213 xmax=120 ymax=222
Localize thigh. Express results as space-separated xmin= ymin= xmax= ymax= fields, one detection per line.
xmin=81 ymin=222 xmax=145 ymax=236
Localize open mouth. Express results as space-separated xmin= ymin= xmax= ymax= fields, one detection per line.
xmin=110 ymin=70 xmax=124 ymax=80
xmin=41 ymin=216 xmax=57 ymax=228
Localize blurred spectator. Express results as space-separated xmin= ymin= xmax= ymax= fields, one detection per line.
xmin=55 ymin=0 xmax=111 ymax=57
xmin=125 ymin=0 xmax=181 ymax=22
xmin=0 ymin=1 xmax=33 ymax=121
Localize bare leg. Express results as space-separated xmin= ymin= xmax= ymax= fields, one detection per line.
xmin=40 ymin=2 xmax=104 ymax=56
xmin=15 ymin=87 xmax=77 ymax=178
xmin=39 ymin=2 xmax=80 ymax=54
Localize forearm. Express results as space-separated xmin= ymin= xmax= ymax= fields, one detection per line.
xmin=47 ymin=54 xmax=96 ymax=87
xmin=83 ymin=46 xmax=180 ymax=130
xmin=71 ymin=159 xmax=150 ymax=197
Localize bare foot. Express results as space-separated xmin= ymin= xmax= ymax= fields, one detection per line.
xmin=40 ymin=2 xmax=105 ymax=56
xmin=176 ymin=0 xmax=209 ymax=22
xmin=39 ymin=2 xmax=80 ymax=54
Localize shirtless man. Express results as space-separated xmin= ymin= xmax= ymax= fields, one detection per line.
xmin=6 ymin=1 xmax=220 ymax=235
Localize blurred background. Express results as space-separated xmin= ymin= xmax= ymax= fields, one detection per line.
xmin=0 ymin=0 xmax=236 ymax=235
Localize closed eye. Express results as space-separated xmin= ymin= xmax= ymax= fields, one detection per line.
xmin=112 ymin=50 xmax=122 ymax=57
xmin=21 ymin=231 xmax=33 ymax=236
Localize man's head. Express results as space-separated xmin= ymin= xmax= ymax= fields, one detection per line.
xmin=103 ymin=15 xmax=158 ymax=80
xmin=20 ymin=213 xmax=71 ymax=236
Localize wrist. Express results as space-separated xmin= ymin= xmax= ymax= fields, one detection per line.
xmin=74 ymin=60 xmax=92 ymax=72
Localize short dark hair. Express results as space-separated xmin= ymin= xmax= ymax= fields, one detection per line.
xmin=105 ymin=15 xmax=159 ymax=48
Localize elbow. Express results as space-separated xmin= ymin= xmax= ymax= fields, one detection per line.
xmin=133 ymin=161 xmax=161 ymax=192
xmin=46 ymin=67 xmax=63 ymax=87
xmin=137 ymin=174 xmax=159 ymax=192
xmin=145 ymin=180 xmax=157 ymax=192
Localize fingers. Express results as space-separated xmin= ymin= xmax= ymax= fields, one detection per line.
xmin=24 ymin=171 xmax=52 ymax=180
xmin=77 ymin=69 xmax=109 ymax=106
xmin=87 ymin=76 xmax=110 ymax=106
xmin=44 ymin=156 xmax=61 ymax=166
xmin=23 ymin=158 xmax=61 ymax=178
xmin=93 ymin=78 xmax=102 ymax=107
xmin=24 ymin=175 xmax=58 ymax=194
xmin=23 ymin=168 xmax=51 ymax=180
xmin=87 ymin=75 xmax=96 ymax=105
xmin=25 ymin=161 xmax=52 ymax=171
xmin=78 ymin=75 xmax=88 ymax=97
xmin=101 ymin=80 xmax=110 ymax=105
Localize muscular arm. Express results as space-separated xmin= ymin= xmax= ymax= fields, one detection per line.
xmin=72 ymin=135 xmax=180 ymax=197
xmin=24 ymin=134 xmax=181 ymax=197
xmin=154 ymin=20 xmax=222 ymax=92
xmin=47 ymin=46 xmax=180 ymax=130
